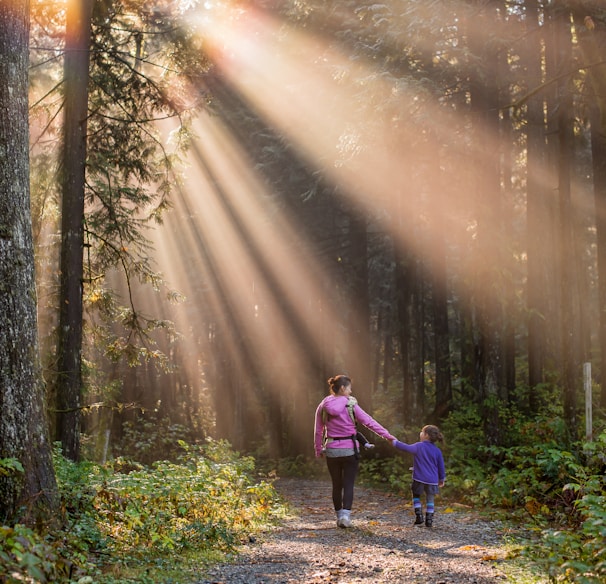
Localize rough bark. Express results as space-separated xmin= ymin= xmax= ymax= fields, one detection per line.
xmin=0 ymin=0 xmax=59 ymax=523
xmin=55 ymin=0 xmax=94 ymax=461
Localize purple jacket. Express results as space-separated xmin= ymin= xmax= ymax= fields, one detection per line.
xmin=393 ymin=439 xmax=446 ymax=485
xmin=314 ymin=395 xmax=395 ymax=457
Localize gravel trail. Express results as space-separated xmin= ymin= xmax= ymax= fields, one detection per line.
xmin=199 ymin=477 xmax=546 ymax=583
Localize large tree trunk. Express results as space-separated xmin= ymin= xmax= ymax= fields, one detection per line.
xmin=55 ymin=0 xmax=94 ymax=461
xmin=553 ymin=7 xmax=578 ymax=440
xmin=468 ymin=1 xmax=506 ymax=444
xmin=0 ymin=0 xmax=59 ymax=523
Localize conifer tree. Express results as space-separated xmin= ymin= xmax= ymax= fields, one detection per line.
xmin=0 ymin=0 xmax=58 ymax=522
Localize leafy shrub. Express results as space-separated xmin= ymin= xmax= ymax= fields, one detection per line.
xmin=525 ymin=432 xmax=606 ymax=583
xmin=3 ymin=439 xmax=285 ymax=583
xmin=113 ymin=413 xmax=198 ymax=464
xmin=0 ymin=524 xmax=74 ymax=583
xmin=440 ymin=403 xmax=574 ymax=509
xmin=0 ymin=457 xmax=24 ymax=477
xmin=358 ymin=450 xmax=413 ymax=493
xmin=354 ymin=401 xmax=605 ymax=582
xmin=269 ymin=454 xmax=325 ymax=478
xmin=91 ymin=440 xmax=281 ymax=555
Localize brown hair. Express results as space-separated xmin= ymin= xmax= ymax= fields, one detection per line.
xmin=327 ymin=374 xmax=352 ymax=395
xmin=422 ymin=425 xmax=444 ymax=443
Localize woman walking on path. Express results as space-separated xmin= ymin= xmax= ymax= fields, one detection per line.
xmin=392 ymin=424 xmax=446 ymax=528
xmin=314 ymin=374 xmax=396 ymax=528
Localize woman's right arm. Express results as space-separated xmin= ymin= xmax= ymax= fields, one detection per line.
xmin=354 ymin=405 xmax=396 ymax=441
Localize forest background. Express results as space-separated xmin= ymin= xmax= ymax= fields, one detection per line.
xmin=1 ymin=0 xmax=606 ymax=582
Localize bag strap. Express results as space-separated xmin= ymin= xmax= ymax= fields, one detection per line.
xmin=323 ymin=397 xmax=360 ymax=457
xmin=322 ymin=396 xmax=357 ymax=424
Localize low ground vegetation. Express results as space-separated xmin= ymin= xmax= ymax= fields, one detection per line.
xmin=358 ymin=406 xmax=606 ymax=584
xmin=0 ymin=440 xmax=286 ymax=583
xmin=0 ymin=408 xmax=604 ymax=583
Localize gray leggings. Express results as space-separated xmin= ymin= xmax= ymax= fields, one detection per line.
xmin=412 ymin=480 xmax=439 ymax=511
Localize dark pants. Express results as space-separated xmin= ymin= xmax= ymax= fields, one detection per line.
xmin=326 ymin=455 xmax=359 ymax=511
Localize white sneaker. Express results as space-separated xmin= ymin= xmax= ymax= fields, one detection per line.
xmin=339 ymin=512 xmax=352 ymax=528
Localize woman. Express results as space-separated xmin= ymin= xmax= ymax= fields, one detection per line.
xmin=314 ymin=374 xmax=395 ymax=528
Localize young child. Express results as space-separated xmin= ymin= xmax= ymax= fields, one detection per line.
xmin=392 ymin=425 xmax=445 ymax=527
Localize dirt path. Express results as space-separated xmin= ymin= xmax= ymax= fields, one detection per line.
xmin=199 ymin=478 xmax=546 ymax=583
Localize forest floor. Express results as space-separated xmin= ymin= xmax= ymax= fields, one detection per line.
xmin=197 ymin=477 xmax=550 ymax=584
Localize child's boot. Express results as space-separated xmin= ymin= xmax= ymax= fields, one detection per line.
xmin=414 ymin=510 xmax=424 ymax=525
xmin=425 ymin=512 xmax=434 ymax=528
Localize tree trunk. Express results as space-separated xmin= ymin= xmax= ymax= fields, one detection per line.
xmin=347 ymin=212 xmax=372 ymax=409
xmin=395 ymin=249 xmax=424 ymax=424
xmin=55 ymin=0 xmax=94 ymax=461
xmin=468 ymin=1 xmax=505 ymax=444
xmin=580 ymin=12 xmax=606 ymax=409
xmin=525 ymin=0 xmax=548 ymax=403
xmin=553 ymin=8 xmax=578 ymax=440
xmin=0 ymin=0 xmax=59 ymax=523
xmin=427 ymin=143 xmax=452 ymax=422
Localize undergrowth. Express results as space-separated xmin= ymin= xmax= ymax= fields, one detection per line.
xmin=0 ymin=439 xmax=286 ymax=583
xmin=358 ymin=403 xmax=606 ymax=584
xmin=441 ymin=405 xmax=606 ymax=584
xmin=2 ymin=406 xmax=605 ymax=583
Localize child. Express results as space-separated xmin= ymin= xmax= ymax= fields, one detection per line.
xmin=392 ymin=425 xmax=445 ymax=527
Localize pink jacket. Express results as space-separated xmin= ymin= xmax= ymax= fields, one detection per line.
xmin=314 ymin=395 xmax=395 ymax=457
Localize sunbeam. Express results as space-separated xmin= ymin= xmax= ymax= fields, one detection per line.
xmin=140 ymin=0 xmax=521 ymax=449
xmin=131 ymin=0 xmax=582 ymax=452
